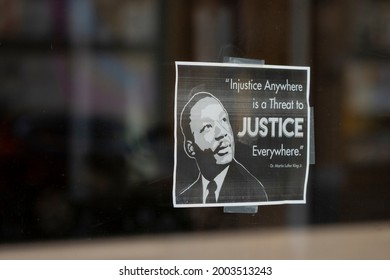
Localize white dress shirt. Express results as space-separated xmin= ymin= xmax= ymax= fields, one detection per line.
xmin=201 ymin=166 xmax=230 ymax=203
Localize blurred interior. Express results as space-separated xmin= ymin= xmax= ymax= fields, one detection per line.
xmin=0 ymin=0 xmax=389 ymax=258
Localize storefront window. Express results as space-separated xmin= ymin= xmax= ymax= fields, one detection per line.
xmin=0 ymin=0 xmax=388 ymax=258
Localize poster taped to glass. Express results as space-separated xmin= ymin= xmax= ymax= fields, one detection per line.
xmin=173 ymin=61 xmax=311 ymax=208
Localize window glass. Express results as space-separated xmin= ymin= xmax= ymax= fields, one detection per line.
xmin=0 ymin=0 xmax=388 ymax=251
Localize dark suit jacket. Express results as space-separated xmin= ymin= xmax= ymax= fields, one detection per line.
xmin=177 ymin=159 xmax=268 ymax=204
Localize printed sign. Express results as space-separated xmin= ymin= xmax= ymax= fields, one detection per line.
xmin=173 ymin=62 xmax=311 ymax=208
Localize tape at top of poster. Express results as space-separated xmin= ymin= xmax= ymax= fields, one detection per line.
xmin=173 ymin=61 xmax=311 ymax=209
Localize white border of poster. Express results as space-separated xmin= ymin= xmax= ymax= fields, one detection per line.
xmin=173 ymin=61 xmax=310 ymax=208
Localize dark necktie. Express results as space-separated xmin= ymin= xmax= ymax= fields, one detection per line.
xmin=206 ymin=180 xmax=217 ymax=203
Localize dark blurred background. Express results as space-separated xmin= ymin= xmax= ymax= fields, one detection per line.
xmin=0 ymin=0 xmax=389 ymax=243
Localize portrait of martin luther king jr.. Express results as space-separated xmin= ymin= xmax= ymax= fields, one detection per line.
xmin=176 ymin=91 xmax=268 ymax=205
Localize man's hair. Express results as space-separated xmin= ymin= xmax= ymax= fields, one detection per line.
xmin=180 ymin=92 xmax=219 ymax=143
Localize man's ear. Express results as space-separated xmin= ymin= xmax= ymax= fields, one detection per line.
xmin=184 ymin=140 xmax=196 ymax=158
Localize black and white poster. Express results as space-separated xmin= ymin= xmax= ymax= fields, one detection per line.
xmin=173 ymin=62 xmax=310 ymax=208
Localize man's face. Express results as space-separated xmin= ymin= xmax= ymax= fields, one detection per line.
xmin=189 ymin=97 xmax=234 ymax=165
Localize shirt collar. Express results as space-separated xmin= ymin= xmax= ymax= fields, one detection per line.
xmin=202 ymin=166 xmax=230 ymax=203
